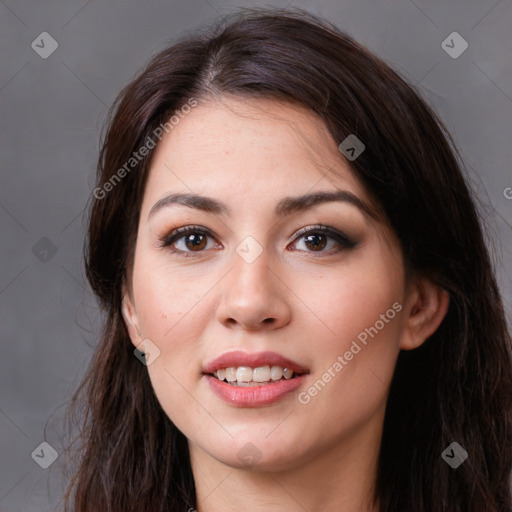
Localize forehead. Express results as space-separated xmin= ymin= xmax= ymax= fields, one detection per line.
xmin=142 ymin=96 xmax=370 ymax=215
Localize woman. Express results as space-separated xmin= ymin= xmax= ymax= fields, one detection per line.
xmin=64 ymin=8 xmax=512 ymax=512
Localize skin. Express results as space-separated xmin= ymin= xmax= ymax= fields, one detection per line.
xmin=122 ymin=96 xmax=449 ymax=512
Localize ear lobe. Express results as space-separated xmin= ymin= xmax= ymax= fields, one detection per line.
xmin=121 ymin=290 xmax=143 ymax=347
xmin=400 ymin=278 xmax=450 ymax=351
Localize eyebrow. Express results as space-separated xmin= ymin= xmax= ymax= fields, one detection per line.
xmin=148 ymin=190 xmax=378 ymax=220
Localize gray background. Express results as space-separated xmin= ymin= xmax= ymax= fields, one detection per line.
xmin=1 ymin=0 xmax=511 ymax=510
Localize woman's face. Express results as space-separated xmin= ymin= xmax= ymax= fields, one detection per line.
xmin=122 ymin=96 xmax=412 ymax=472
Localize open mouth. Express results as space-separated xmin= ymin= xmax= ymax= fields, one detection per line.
xmin=207 ymin=365 xmax=307 ymax=387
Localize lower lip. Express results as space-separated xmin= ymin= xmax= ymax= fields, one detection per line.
xmin=204 ymin=374 xmax=308 ymax=407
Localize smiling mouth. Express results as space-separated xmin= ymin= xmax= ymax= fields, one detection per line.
xmin=207 ymin=365 xmax=307 ymax=387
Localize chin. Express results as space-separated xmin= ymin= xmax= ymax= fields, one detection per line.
xmin=200 ymin=432 xmax=306 ymax=472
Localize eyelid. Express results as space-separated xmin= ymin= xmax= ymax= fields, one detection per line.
xmin=159 ymin=224 xmax=216 ymax=248
xmin=290 ymin=223 xmax=355 ymax=249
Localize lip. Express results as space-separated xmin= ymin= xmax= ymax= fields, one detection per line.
xmin=204 ymin=373 xmax=308 ymax=407
xmin=202 ymin=350 xmax=309 ymax=408
xmin=202 ymin=350 xmax=309 ymax=374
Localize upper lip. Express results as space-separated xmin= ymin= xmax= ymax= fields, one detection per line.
xmin=203 ymin=350 xmax=309 ymax=374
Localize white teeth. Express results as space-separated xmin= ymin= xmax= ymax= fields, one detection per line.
xmin=252 ymin=365 xmax=270 ymax=382
xmin=270 ymin=366 xmax=283 ymax=380
xmin=235 ymin=366 xmax=253 ymax=382
xmin=283 ymin=368 xmax=293 ymax=380
xmin=214 ymin=365 xmax=298 ymax=385
xmin=225 ymin=367 xmax=237 ymax=382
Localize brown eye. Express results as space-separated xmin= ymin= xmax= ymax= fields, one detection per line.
xmin=160 ymin=225 xmax=220 ymax=256
xmin=290 ymin=225 xmax=356 ymax=254
xmin=303 ymin=232 xmax=328 ymax=251
xmin=182 ymin=232 xmax=208 ymax=251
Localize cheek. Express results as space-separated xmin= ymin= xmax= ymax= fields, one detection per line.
xmin=132 ymin=254 xmax=211 ymax=342
xmin=132 ymin=264 xmax=213 ymax=433
xmin=296 ymin=251 xmax=403 ymax=348
xmin=292 ymin=249 xmax=404 ymax=420
xmin=131 ymin=260 xmax=211 ymax=405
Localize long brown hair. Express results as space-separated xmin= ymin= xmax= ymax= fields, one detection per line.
xmin=63 ymin=8 xmax=512 ymax=511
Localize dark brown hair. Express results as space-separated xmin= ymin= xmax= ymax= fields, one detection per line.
xmin=64 ymin=8 xmax=512 ymax=512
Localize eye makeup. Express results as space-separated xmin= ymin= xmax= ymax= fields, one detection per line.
xmin=156 ymin=222 xmax=357 ymax=258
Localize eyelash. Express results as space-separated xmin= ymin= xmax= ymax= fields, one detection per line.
xmin=158 ymin=224 xmax=356 ymax=258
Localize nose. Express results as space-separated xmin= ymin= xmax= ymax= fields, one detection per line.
xmin=215 ymin=247 xmax=292 ymax=331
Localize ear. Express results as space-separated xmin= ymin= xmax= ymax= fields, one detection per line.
xmin=121 ymin=286 xmax=143 ymax=348
xmin=399 ymin=276 xmax=450 ymax=350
